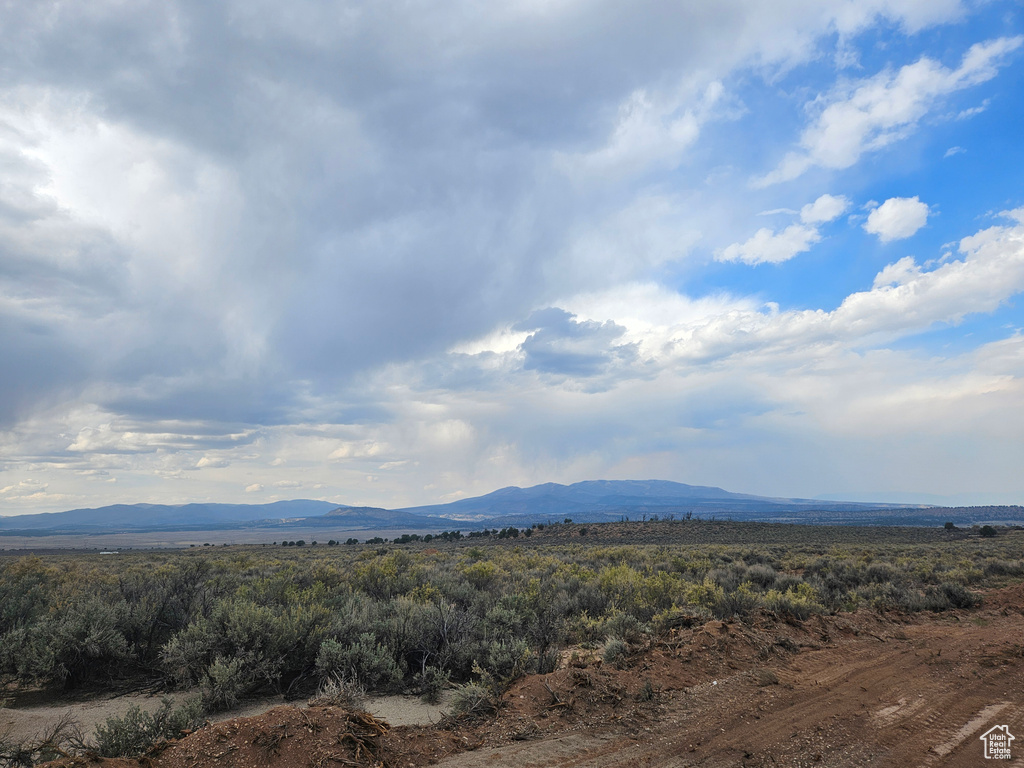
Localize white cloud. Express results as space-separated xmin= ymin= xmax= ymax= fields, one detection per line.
xmin=872 ymin=255 xmax=921 ymax=289
xmin=718 ymin=224 xmax=821 ymax=265
xmin=718 ymin=193 xmax=848 ymax=265
xmin=195 ymin=456 xmax=229 ymax=469
xmin=756 ymin=36 xmax=1022 ymax=186
xmin=799 ymin=193 xmax=850 ymax=224
xmin=245 ymin=483 xmax=264 ymax=493
xmin=864 ymin=196 xmax=930 ymax=242
xmin=944 ymin=146 xmax=965 ymax=158
xmin=328 ymin=441 xmax=387 ymax=460
xmin=956 ymin=99 xmax=990 ymax=119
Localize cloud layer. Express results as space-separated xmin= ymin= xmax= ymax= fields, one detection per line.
xmin=2 ymin=1 xmax=1024 ymax=512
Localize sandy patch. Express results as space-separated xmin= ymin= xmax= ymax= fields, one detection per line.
xmin=0 ymin=690 xmax=448 ymax=747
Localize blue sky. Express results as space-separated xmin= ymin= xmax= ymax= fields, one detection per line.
xmin=2 ymin=0 xmax=1024 ymax=515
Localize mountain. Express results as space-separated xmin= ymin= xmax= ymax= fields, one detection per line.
xmin=3 ymin=480 xmax=1019 ymax=536
xmin=395 ymin=479 xmax=913 ymax=521
xmin=0 ymin=500 xmax=339 ymax=532
xmin=317 ymin=506 xmax=447 ymax=529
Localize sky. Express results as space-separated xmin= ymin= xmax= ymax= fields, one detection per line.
xmin=2 ymin=0 xmax=1024 ymax=516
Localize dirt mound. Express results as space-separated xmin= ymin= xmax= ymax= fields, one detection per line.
xmin=40 ymin=583 xmax=1024 ymax=768
xmin=46 ymin=707 xmax=390 ymax=768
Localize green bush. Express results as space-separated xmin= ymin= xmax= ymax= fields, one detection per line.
xmin=482 ymin=638 xmax=532 ymax=683
xmin=448 ymin=681 xmax=498 ymax=718
xmin=602 ymin=637 xmax=627 ymax=666
xmin=161 ymin=597 xmax=329 ymax=704
xmin=923 ymin=582 xmax=980 ymax=611
xmin=315 ymin=634 xmax=403 ymax=692
xmin=93 ymin=697 xmax=203 ymax=757
xmin=0 ymin=597 xmax=131 ymax=689
xmin=202 ymin=655 xmax=257 ymax=711
xmin=601 ymin=611 xmax=646 ymax=643
xmin=414 ymin=665 xmax=450 ymax=704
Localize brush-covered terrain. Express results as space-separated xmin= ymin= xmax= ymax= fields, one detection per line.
xmin=0 ymin=519 xmax=1021 ymax=767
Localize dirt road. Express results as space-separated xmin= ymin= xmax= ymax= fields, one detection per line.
xmin=424 ymin=586 xmax=1024 ymax=767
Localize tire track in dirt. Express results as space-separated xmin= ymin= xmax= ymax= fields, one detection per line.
xmin=433 ymin=591 xmax=1024 ymax=768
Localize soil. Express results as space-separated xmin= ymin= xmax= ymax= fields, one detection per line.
xmin=1 ymin=692 xmax=448 ymax=746
xmin=36 ymin=583 xmax=1024 ymax=768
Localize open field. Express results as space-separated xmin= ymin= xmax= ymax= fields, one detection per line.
xmin=0 ymin=520 xmax=1019 ymax=766
xmin=0 ymin=526 xmax=443 ymax=552
xmin=0 ymin=516 xmax=990 ymax=552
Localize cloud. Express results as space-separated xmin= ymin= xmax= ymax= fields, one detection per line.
xmin=799 ymin=193 xmax=849 ymax=224
xmin=513 ymin=308 xmax=638 ymax=377
xmin=956 ymin=99 xmax=990 ymax=119
xmin=194 ymin=456 xmax=229 ymax=469
xmin=718 ymin=224 xmax=821 ymax=265
xmin=718 ymin=193 xmax=848 ymax=265
xmin=755 ymin=36 xmax=1022 ymax=186
xmin=3 ymin=2 xmax=1024 ymax=513
xmin=944 ymin=146 xmax=965 ymax=158
xmin=864 ymin=196 xmax=930 ymax=242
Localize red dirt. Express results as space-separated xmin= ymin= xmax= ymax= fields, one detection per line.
xmin=42 ymin=583 xmax=1024 ymax=768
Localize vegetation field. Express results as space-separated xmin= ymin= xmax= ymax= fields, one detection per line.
xmin=1 ymin=520 xmax=1022 ymax=765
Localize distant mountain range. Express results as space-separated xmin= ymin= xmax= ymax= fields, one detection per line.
xmin=1 ymin=480 xmax=1021 ymax=535
xmin=396 ymin=479 xmax=910 ymax=521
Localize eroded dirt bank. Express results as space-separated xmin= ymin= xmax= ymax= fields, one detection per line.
xmin=41 ymin=583 xmax=1024 ymax=768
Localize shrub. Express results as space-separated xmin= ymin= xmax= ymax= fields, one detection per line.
xmin=0 ymin=597 xmax=132 ymax=689
xmin=979 ymin=525 xmax=998 ymax=538
xmin=923 ymin=582 xmax=980 ymax=611
xmin=414 ymin=665 xmax=450 ymax=704
xmin=93 ymin=697 xmax=203 ymax=757
xmin=712 ymin=583 xmax=761 ymax=619
xmin=601 ymin=611 xmax=646 ymax=643
xmin=637 ymin=678 xmax=655 ymax=701
xmin=602 ymin=637 xmax=627 ymax=667
xmin=482 ymin=638 xmax=533 ymax=684
xmin=745 ymin=564 xmax=777 ymax=590
xmin=315 ymin=634 xmax=403 ymax=692
xmin=308 ymin=673 xmax=367 ymax=709
xmin=864 ymin=563 xmax=899 ymax=584
xmin=448 ymin=682 xmax=498 ymax=718
xmin=202 ymin=655 xmax=256 ymax=711
xmin=650 ymin=606 xmax=708 ymax=635
xmin=763 ymin=583 xmax=821 ymax=620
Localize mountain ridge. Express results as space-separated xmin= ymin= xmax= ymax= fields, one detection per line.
xmin=2 ymin=480 xmax=1019 ymax=534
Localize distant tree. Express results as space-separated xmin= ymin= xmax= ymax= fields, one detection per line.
xmin=296 ymin=540 xmax=306 ymax=547
xmin=944 ymin=522 xmax=956 ymax=530
xmin=979 ymin=525 xmax=998 ymax=538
